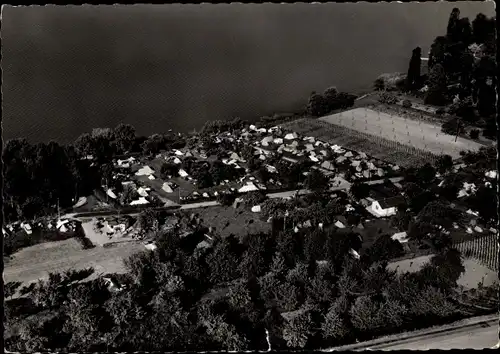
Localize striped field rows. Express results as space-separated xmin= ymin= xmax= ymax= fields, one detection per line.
xmin=454 ymin=234 xmax=499 ymax=272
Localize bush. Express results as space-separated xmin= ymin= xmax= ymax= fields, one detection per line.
xmin=217 ymin=193 xmax=236 ymax=206
xmin=402 ymin=100 xmax=412 ymax=108
xmin=435 ymin=108 xmax=446 ymax=116
xmin=469 ymin=129 xmax=480 ymax=139
xmin=378 ymin=93 xmax=398 ymax=105
xmin=441 ymin=118 xmax=463 ymax=136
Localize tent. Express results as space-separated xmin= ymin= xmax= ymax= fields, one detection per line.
xmin=135 ymin=166 xmax=155 ymax=176
xmin=238 ymin=182 xmax=259 ymax=193
xmin=284 ymin=132 xmax=298 ymax=140
xmin=130 ymin=197 xmax=149 ymax=205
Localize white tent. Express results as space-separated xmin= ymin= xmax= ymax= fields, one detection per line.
xmin=485 ymin=170 xmax=497 ymax=179
xmin=334 ymin=221 xmax=346 ymax=228
xmin=161 ymin=182 xmax=174 ymax=193
xmin=251 ymin=205 xmax=262 ymax=213
xmin=107 ymin=189 xmax=118 ymax=199
xmin=130 ymin=197 xmax=149 ymax=205
xmin=391 ymin=231 xmax=409 ymax=243
xmin=137 ymin=187 xmax=150 ymax=197
xmin=321 ymin=161 xmax=335 ymax=171
xmin=238 ymin=182 xmax=259 ymax=193
xmin=145 ymin=243 xmax=158 ymax=251
xmin=261 ymin=136 xmax=274 ymax=146
xmin=135 ymin=166 xmax=155 ymax=176
xmin=284 ymin=132 xmax=298 ymax=140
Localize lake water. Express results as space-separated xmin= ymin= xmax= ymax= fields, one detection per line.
xmin=2 ymin=3 xmax=494 ymax=143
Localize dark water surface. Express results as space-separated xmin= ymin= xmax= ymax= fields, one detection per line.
xmin=2 ymin=3 xmax=494 ymax=143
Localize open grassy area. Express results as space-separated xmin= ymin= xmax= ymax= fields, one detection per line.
xmin=319 ymin=108 xmax=483 ymax=158
xmin=4 ymin=237 xmax=144 ymax=286
xmin=281 ymin=118 xmax=435 ymax=168
xmin=185 ymin=205 xmax=271 ymax=239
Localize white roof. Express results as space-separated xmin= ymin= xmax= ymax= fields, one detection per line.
xmin=349 ymin=249 xmax=360 ymax=259
xmin=261 ymin=136 xmax=274 ymax=145
xmin=174 ymin=150 xmax=184 ymax=156
xmin=249 ymin=124 xmax=257 ymax=130
xmin=321 ymin=161 xmax=335 ymax=170
xmin=230 ymin=152 xmax=242 ymax=161
xmin=107 ymin=189 xmax=118 ymax=199
xmin=266 ymin=165 xmax=278 ymax=173
xmin=309 ymin=155 xmax=319 ymax=162
xmin=137 ymin=187 xmax=149 ymax=197
xmin=273 ymin=138 xmax=284 ymax=144
xmin=485 ymin=170 xmax=497 ymax=179
xmin=203 ymin=192 xmax=210 ymax=198
xmin=145 ymin=243 xmax=158 ymax=251
xmin=178 ymin=169 xmax=189 ymax=177
xmin=344 ymin=151 xmax=354 ymax=158
xmin=73 ymin=196 xmax=88 ymax=208
xmin=251 ymin=205 xmax=262 ymax=213
xmin=148 ymin=175 xmax=155 ymax=180
xmin=284 ymin=132 xmax=298 ymax=140
xmin=351 ymin=160 xmax=361 ymax=167
xmin=238 ymin=182 xmax=259 ymax=193
xmin=173 ymin=157 xmax=182 ymax=164
xmin=391 ymin=231 xmax=409 ymax=243
xmin=334 ymin=221 xmax=345 ymax=228
xmin=130 ymin=197 xmax=149 ymax=205
xmin=135 ymin=166 xmax=155 ymax=176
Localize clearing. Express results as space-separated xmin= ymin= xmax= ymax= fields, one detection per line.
xmin=185 ymin=205 xmax=271 ymax=239
xmin=319 ymin=108 xmax=484 ymax=159
xmin=4 ymin=237 xmax=144 ymax=286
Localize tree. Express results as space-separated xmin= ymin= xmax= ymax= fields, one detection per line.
xmin=390 ymin=210 xmax=413 ymax=231
xmin=5 ymin=281 xmax=23 ymax=300
xmin=120 ymin=184 xmax=139 ymax=205
xmin=361 ymin=234 xmax=404 ymax=266
xmin=160 ymin=163 xmax=179 ymax=179
xmin=425 ymin=64 xmax=447 ymax=106
xmin=206 ymin=237 xmax=241 ymax=284
xmin=446 ymin=8 xmax=461 ymax=42
xmin=113 ymin=124 xmax=136 ymax=154
xmin=216 ymin=193 xmax=236 ymax=206
xmin=406 ymin=47 xmax=422 ymax=90
xmin=428 ymin=36 xmax=448 ymax=69
xmin=349 ymin=295 xmax=384 ymax=333
xmin=417 ymin=201 xmax=462 ymax=230
xmin=282 ymin=311 xmax=314 ymax=349
xmin=137 ymin=208 xmax=160 ymax=235
xmin=304 ymin=169 xmax=329 ymax=192
xmin=321 ymin=303 xmax=348 ymax=341
xmin=306 ymin=92 xmax=328 ymax=117
xmin=349 ymin=181 xmax=370 ymax=200
xmin=434 ymin=154 xmax=453 ymax=174
xmin=469 ymin=129 xmax=480 ymax=139
xmin=416 ymin=163 xmax=436 ymax=186
xmin=472 ymin=13 xmax=492 ymax=44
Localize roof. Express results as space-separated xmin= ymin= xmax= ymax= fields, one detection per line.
xmin=377 ymin=196 xmax=406 ymax=209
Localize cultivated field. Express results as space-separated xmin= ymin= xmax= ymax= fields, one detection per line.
xmin=454 ymin=234 xmax=498 ymax=272
xmin=4 ymin=238 xmax=144 ymax=285
xmin=281 ymin=118 xmax=436 ymax=168
xmin=319 ymin=108 xmax=483 ymax=159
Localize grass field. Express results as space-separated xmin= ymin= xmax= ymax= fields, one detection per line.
xmin=386 ymin=253 xmax=498 ymax=290
xmin=4 ymin=238 xmax=144 ymax=286
xmin=319 ymin=108 xmax=483 ymax=158
xmin=186 ymin=205 xmax=271 ymax=239
xmin=281 ymin=118 xmax=435 ymax=168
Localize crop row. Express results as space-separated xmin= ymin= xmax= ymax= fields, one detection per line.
xmin=454 ymin=234 xmax=499 ymax=272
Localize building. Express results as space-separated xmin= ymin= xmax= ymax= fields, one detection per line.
xmin=369 ymin=196 xmax=406 ymax=218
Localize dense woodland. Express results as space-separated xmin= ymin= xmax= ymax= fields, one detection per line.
xmin=406 ymin=9 xmax=496 ymax=139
